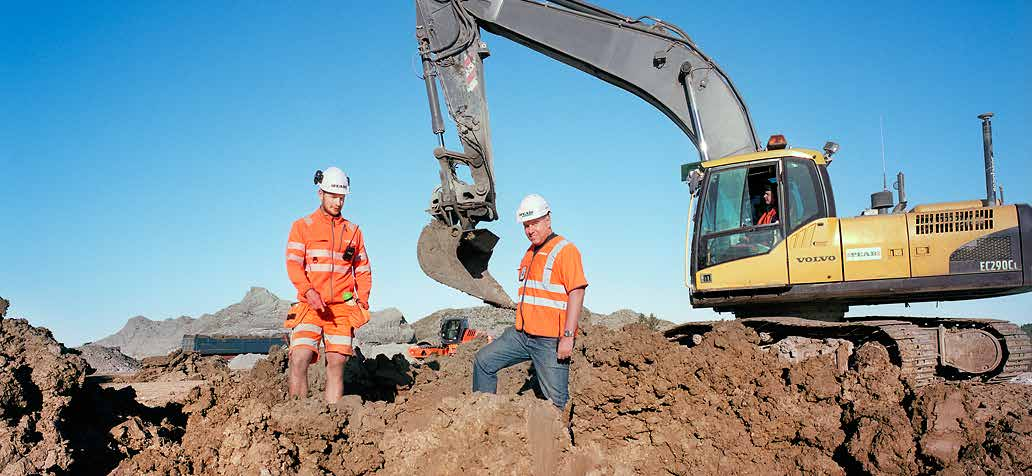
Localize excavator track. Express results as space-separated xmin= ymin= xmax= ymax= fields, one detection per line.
xmin=981 ymin=321 xmax=1032 ymax=383
xmin=664 ymin=316 xmax=1031 ymax=387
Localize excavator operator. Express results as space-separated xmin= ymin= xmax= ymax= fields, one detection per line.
xmin=283 ymin=166 xmax=372 ymax=404
xmin=757 ymin=183 xmax=779 ymax=225
xmin=473 ymin=194 xmax=588 ymax=410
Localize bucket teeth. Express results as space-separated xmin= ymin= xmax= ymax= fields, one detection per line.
xmin=417 ymin=220 xmax=516 ymax=309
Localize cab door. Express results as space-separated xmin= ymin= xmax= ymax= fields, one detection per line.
xmin=693 ymin=159 xmax=789 ymax=291
xmin=783 ymin=158 xmax=842 ymax=284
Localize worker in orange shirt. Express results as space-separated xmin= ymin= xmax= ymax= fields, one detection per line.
xmin=284 ymin=166 xmax=372 ymax=403
xmin=473 ymin=194 xmax=587 ymax=409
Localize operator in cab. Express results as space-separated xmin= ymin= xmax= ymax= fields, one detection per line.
xmin=757 ymin=183 xmax=778 ymax=225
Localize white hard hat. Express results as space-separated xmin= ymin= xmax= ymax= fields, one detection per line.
xmin=516 ymin=194 xmax=550 ymax=223
xmin=316 ymin=166 xmax=350 ymax=195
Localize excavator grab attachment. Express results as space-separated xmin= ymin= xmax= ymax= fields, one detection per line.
xmin=414 ymin=0 xmax=514 ymax=307
xmin=417 ymin=221 xmax=516 ymax=308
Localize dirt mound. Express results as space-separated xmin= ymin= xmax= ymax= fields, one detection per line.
xmin=75 ymin=344 xmax=142 ymax=375
xmin=567 ymin=322 xmax=1032 ymax=474
xmin=121 ymin=350 xmax=230 ymax=383
xmin=6 ymin=308 xmax=1031 ymax=475
xmin=0 ymin=317 xmax=181 ymax=475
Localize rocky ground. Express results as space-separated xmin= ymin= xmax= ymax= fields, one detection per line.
xmin=74 ymin=344 xmax=142 ymax=375
xmin=3 ymin=311 xmax=1032 ymax=475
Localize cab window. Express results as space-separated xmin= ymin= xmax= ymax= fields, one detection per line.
xmin=697 ymin=162 xmax=781 ymax=269
xmin=784 ymin=158 xmax=826 ymax=233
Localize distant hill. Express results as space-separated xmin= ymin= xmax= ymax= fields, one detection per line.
xmin=94 ymin=287 xmax=414 ymax=358
xmin=411 ymin=306 xmax=675 ymax=343
xmin=94 ymin=287 xmax=292 ymax=358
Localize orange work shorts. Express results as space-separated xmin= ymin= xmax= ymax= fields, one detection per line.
xmin=284 ymin=302 xmax=358 ymax=362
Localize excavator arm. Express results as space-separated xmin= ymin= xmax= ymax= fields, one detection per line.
xmin=414 ymin=0 xmax=759 ymax=307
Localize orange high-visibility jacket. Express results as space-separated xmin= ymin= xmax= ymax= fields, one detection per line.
xmin=515 ymin=235 xmax=588 ymax=337
xmin=286 ymin=209 xmax=372 ymax=308
xmin=758 ymin=208 xmax=778 ymax=225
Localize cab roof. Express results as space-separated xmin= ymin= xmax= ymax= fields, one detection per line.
xmin=701 ymin=148 xmax=828 ymax=169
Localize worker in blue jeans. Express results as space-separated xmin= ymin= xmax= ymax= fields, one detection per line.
xmin=472 ymin=194 xmax=587 ymax=409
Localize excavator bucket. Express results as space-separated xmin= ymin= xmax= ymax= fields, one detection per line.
xmin=417 ymin=220 xmax=515 ymax=309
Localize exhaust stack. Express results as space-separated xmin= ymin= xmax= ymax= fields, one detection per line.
xmin=978 ymin=112 xmax=997 ymax=205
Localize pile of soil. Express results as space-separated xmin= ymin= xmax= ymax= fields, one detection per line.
xmin=120 ymin=350 xmax=229 ymax=383
xmin=4 ymin=311 xmax=1031 ymax=475
xmin=0 ymin=318 xmax=181 ymax=475
xmin=112 ymin=321 xmax=1032 ymax=475
xmin=75 ymin=344 xmax=142 ymax=375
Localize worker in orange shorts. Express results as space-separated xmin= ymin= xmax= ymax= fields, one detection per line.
xmin=284 ymin=166 xmax=372 ymax=403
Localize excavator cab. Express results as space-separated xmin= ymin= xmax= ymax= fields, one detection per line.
xmin=439 ymin=317 xmax=470 ymax=346
xmin=687 ymin=148 xmax=836 ymax=295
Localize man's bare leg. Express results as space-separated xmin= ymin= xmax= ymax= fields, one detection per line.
xmin=324 ymin=352 xmax=349 ymax=404
xmin=288 ymin=349 xmax=316 ymax=398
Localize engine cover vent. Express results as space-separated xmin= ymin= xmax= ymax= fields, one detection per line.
xmin=915 ymin=208 xmax=993 ymax=235
xmin=950 ymin=236 xmax=1012 ymax=262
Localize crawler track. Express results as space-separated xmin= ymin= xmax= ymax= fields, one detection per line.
xmin=665 ymin=316 xmax=1031 ymax=386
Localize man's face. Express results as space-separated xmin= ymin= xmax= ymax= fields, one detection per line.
xmin=319 ymin=190 xmax=346 ymax=216
xmin=523 ymin=214 xmax=552 ymax=246
xmin=763 ymin=190 xmax=773 ymax=206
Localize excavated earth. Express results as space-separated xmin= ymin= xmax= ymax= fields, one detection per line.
xmin=2 ymin=315 xmax=1032 ymax=475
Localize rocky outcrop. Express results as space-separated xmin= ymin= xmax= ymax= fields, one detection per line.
xmin=354 ymin=308 xmax=415 ymax=347
xmin=94 ymin=287 xmax=292 ymax=358
xmin=74 ymin=344 xmax=141 ymax=375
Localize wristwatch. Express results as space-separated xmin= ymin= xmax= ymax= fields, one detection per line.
xmin=563 ymin=329 xmax=574 ymax=338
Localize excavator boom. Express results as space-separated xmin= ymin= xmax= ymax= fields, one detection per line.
xmin=414 ymin=0 xmax=758 ymax=306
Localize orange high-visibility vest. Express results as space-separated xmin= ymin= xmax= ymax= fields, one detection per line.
xmin=515 ymin=235 xmax=588 ymax=337
xmin=758 ymin=208 xmax=778 ymax=225
xmin=285 ymin=209 xmax=372 ymax=307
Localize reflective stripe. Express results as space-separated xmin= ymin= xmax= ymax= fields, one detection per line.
xmin=306 ymin=249 xmax=351 ymax=260
xmin=286 ymin=254 xmax=304 ymax=264
xmin=305 ymin=263 xmax=353 ymax=274
xmin=292 ymin=323 xmax=323 ymax=335
xmin=290 ymin=336 xmax=320 ymax=348
xmin=324 ymin=334 xmax=353 ymax=345
xmin=541 ymin=240 xmax=569 ymax=285
xmin=522 ymin=278 xmax=566 ymax=294
xmin=303 ymin=217 xmax=313 ymax=226
xmin=287 ymin=242 xmax=305 ymax=251
xmin=520 ymin=294 xmax=568 ymax=310
xmin=354 ymin=265 xmax=371 ymax=273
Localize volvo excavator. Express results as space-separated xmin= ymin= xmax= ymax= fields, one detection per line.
xmin=411 ymin=0 xmax=1031 ymax=385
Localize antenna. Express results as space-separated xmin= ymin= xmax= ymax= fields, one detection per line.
xmin=868 ymin=115 xmax=895 ymax=215
xmin=880 ymin=115 xmax=887 ymax=190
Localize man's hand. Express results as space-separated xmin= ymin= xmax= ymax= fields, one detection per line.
xmin=557 ymin=336 xmax=575 ymax=360
xmin=304 ymin=288 xmax=326 ymax=312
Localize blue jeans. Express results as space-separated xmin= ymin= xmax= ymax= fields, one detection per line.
xmin=472 ymin=326 xmax=570 ymax=408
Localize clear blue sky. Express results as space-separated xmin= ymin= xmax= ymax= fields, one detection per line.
xmin=2 ymin=1 xmax=1030 ymax=346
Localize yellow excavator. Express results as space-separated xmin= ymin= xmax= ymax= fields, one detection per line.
xmin=411 ymin=0 xmax=1030 ymax=384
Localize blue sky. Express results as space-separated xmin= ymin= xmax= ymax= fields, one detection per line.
xmin=2 ymin=1 xmax=1030 ymax=346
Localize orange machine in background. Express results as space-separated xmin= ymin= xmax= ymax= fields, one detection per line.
xmin=408 ymin=317 xmax=490 ymax=359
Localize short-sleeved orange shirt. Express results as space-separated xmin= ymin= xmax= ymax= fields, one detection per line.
xmin=515 ymin=235 xmax=588 ymax=337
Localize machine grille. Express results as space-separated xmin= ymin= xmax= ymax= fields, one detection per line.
xmin=950 ymin=236 xmax=1012 ymax=262
xmin=915 ymin=208 xmax=993 ymax=235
